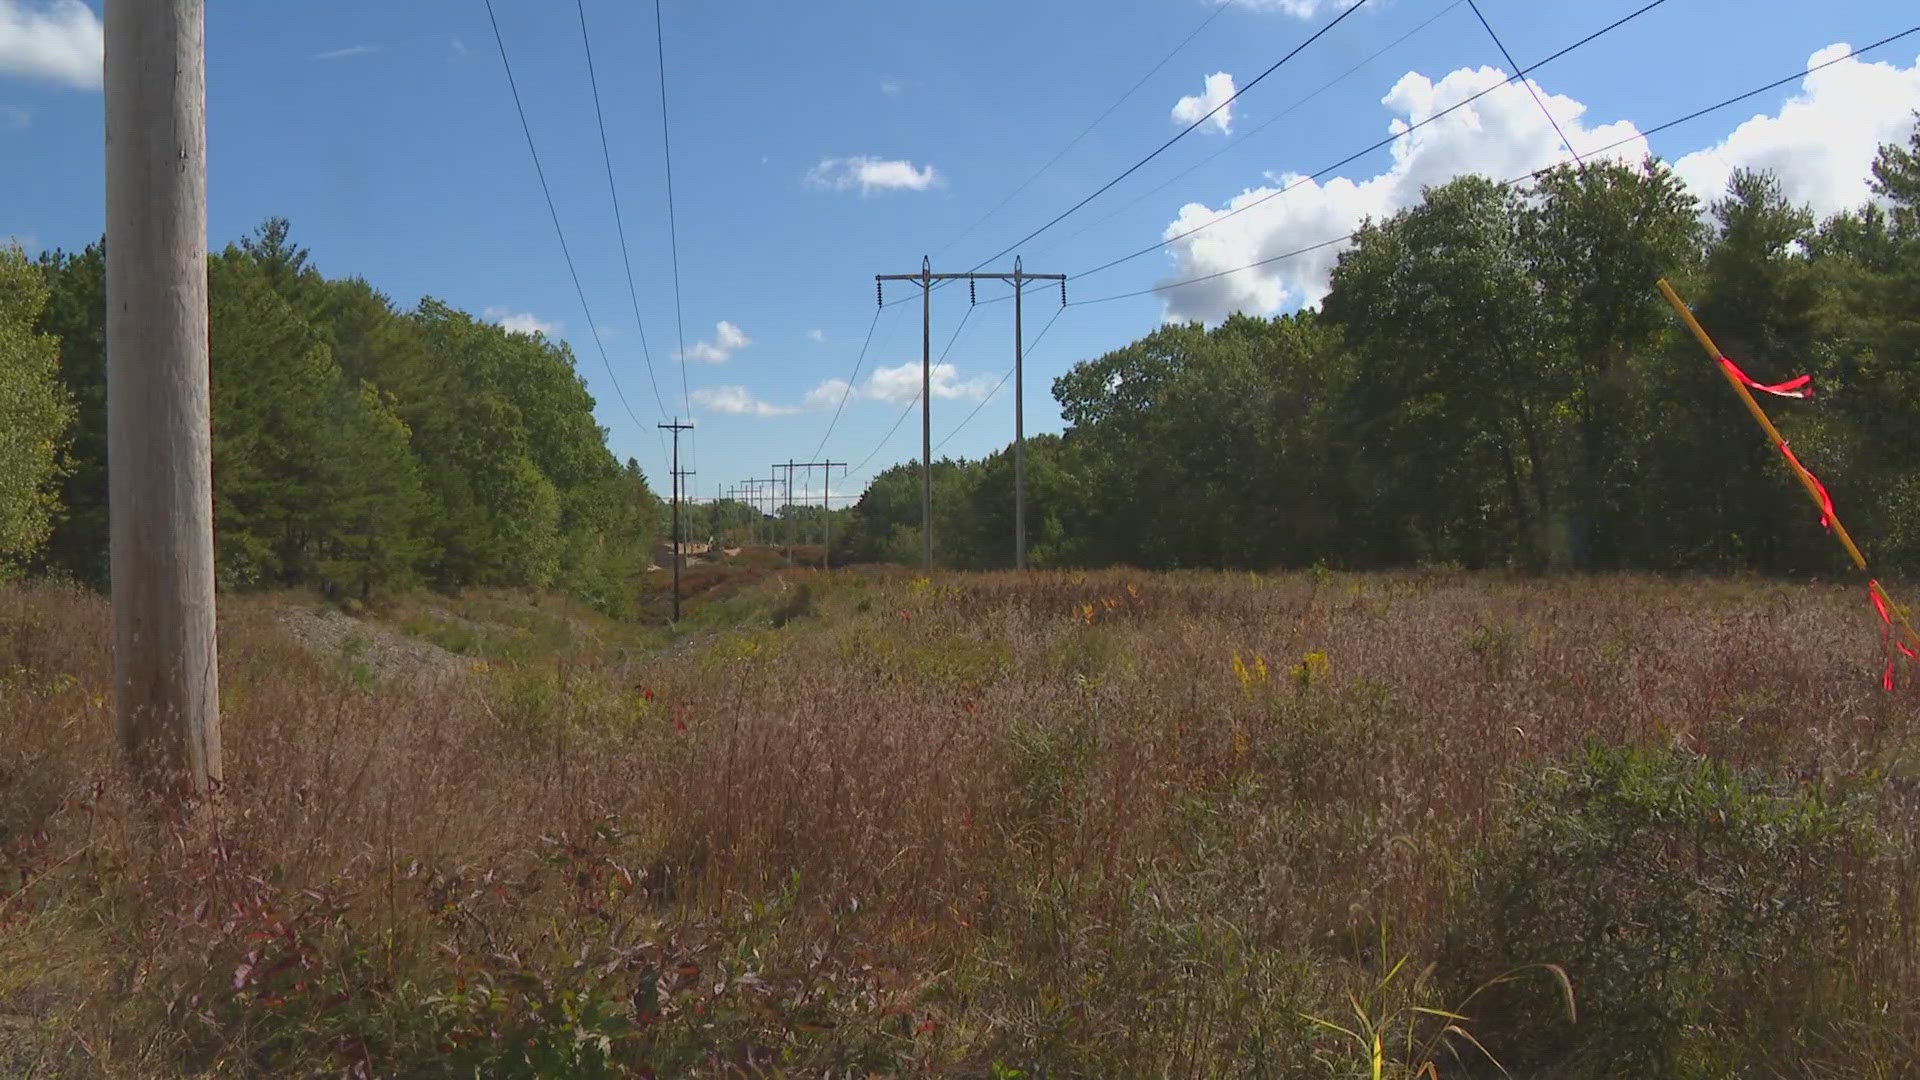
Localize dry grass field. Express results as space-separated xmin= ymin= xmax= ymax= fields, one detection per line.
xmin=3 ymin=569 xmax=1918 ymax=1076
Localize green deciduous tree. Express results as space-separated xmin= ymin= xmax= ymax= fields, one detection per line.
xmin=0 ymin=244 xmax=75 ymax=574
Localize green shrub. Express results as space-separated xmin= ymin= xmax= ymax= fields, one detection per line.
xmin=1450 ymin=742 xmax=1880 ymax=1077
xmin=769 ymin=580 xmax=815 ymax=627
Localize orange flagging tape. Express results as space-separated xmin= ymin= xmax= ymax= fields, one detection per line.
xmin=1658 ymin=278 xmax=1920 ymax=690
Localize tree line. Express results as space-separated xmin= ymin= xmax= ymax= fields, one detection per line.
xmin=840 ymin=125 xmax=1920 ymax=575
xmin=0 ymin=220 xmax=662 ymax=610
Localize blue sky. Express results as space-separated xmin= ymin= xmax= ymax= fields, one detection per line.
xmin=5 ymin=0 xmax=1919 ymax=505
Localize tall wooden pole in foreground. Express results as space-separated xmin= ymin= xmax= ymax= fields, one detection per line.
xmin=106 ymin=0 xmax=221 ymax=794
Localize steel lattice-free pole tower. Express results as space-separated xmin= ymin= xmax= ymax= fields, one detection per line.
xmin=106 ymin=0 xmax=221 ymax=795
xmin=772 ymin=460 xmax=798 ymax=565
xmin=876 ymin=258 xmax=1064 ymax=572
xmin=819 ymin=461 xmax=844 ymax=568
xmin=778 ymin=460 xmax=845 ymax=569
xmin=1009 ymin=257 xmax=1066 ymax=570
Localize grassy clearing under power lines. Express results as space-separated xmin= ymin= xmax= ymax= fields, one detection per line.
xmin=2 ymin=570 xmax=1917 ymax=1076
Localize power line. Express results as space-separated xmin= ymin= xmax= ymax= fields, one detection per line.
xmin=1467 ymin=0 xmax=1583 ymax=166
xmin=1034 ymin=0 xmax=1467 ymax=261
xmin=1071 ymin=233 xmax=1352 ymax=308
xmin=482 ymin=0 xmax=641 ymax=433
xmin=848 ymin=303 xmax=978 ymax=476
xmin=934 ymin=304 xmax=1068 ymax=452
xmin=931 ymin=0 xmax=1232 ymax=260
xmin=576 ymin=0 xmax=669 ymax=426
xmin=1585 ymin=24 xmax=1920 ymax=157
xmin=851 ymin=399 xmax=920 ymax=480
xmin=1070 ymin=0 xmax=1673 ymax=280
xmin=654 ymin=0 xmax=693 ymax=472
xmin=1066 ymin=24 xmax=1920 ymax=309
xmin=965 ymin=0 xmax=1372 ymax=271
xmin=809 ymin=305 xmax=886 ymax=461
xmin=809 ymin=288 xmax=1017 ymax=467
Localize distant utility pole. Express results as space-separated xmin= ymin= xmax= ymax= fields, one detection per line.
xmin=1004 ymin=258 xmax=1065 ymax=570
xmin=659 ymin=418 xmax=693 ymax=622
xmin=818 ymin=462 xmax=844 ymax=567
xmin=778 ymin=460 xmax=844 ymax=569
xmin=772 ymin=460 xmax=797 ymax=564
xmin=765 ymin=471 xmax=791 ymax=558
xmin=875 ymin=256 xmax=1064 ymax=572
xmin=741 ymin=477 xmax=775 ymax=547
xmin=106 ymin=0 xmax=221 ymax=796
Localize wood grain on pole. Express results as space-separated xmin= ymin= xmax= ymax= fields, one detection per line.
xmin=105 ymin=0 xmax=222 ymax=793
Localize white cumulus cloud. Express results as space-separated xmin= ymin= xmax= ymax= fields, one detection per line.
xmin=805 ymin=156 xmax=943 ymax=195
xmin=1153 ymin=44 xmax=1920 ymax=326
xmin=484 ymin=307 xmax=559 ymax=338
xmin=1155 ymin=64 xmax=1649 ymax=324
xmin=831 ymin=361 xmax=993 ymax=406
xmin=1228 ymin=0 xmax=1362 ymax=16
xmin=803 ymin=379 xmax=851 ymax=410
xmin=691 ymin=385 xmax=798 ymax=417
xmin=806 ymin=328 xmax=826 ymax=343
xmin=1673 ymin=44 xmax=1920 ymax=220
xmin=0 ymin=0 xmax=101 ymax=89
xmin=1173 ymin=71 xmax=1237 ymax=135
xmin=314 ymin=44 xmax=381 ymax=61
xmin=682 ymin=320 xmax=751 ymax=364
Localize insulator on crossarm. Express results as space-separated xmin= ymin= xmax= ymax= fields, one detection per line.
xmin=1060 ymin=279 xmax=1068 ymax=307
xmin=876 ymin=281 xmax=883 ymax=307
xmin=969 ymin=278 xmax=976 ymax=305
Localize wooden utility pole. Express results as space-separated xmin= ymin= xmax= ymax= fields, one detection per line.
xmin=741 ymin=477 xmax=775 ymax=547
xmin=780 ymin=460 xmax=844 ymax=569
xmin=1008 ymin=258 xmax=1066 ymax=571
xmin=658 ymin=419 xmax=692 ymax=621
xmin=819 ymin=461 xmax=844 ymax=568
xmin=106 ymin=0 xmax=221 ymax=795
xmin=772 ymin=460 xmax=797 ymax=564
xmin=875 ymin=258 xmax=1063 ymax=572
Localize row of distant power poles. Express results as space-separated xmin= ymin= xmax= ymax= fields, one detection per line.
xmin=100 ymin=3 xmax=1067 ymax=799
xmin=720 ymin=462 xmax=846 ymax=561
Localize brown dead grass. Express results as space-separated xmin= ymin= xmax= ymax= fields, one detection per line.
xmin=1 ymin=570 xmax=1917 ymax=1076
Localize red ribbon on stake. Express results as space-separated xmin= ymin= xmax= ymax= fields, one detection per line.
xmin=1720 ymin=356 xmax=1813 ymax=399
xmin=1658 ymin=279 xmax=1920 ymax=691
xmin=1872 ymin=580 xmax=1919 ymax=691
xmin=1774 ymin=441 xmax=1834 ymax=530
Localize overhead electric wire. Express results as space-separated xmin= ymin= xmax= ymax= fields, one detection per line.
xmin=1575 ymin=23 xmax=1920 ymax=159
xmin=809 ymin=305 xmax=886 ymax=461
xmin=931 ymin=0 xmax=1232 ymax=260
xmin=1467 ymin=0 xmax=1584 ymax=166
xmin=575 ymin=0 xmax=669 ymax=428
xmin=964 ymin=0 xmax=1373 ymax=272
xmin=847 ymin=303 xmax=978 ymax=476
xmin=1070 ymin=0 xmax=1673 ymax=281
xmin=654 ymin=0 xmax=694 ymax=480
xmin=933 ymin=302 xmax=1068 ymax=453
xmin=1034 ymin=0 xmax=1467 ymax=260
xmin=1065 ymin=23 xmax=1920 ymax=309
xmin=483 ymin=0 xmax=646 ymax=436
